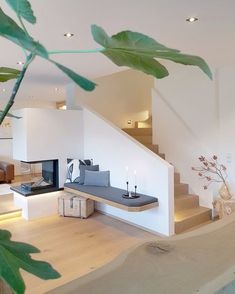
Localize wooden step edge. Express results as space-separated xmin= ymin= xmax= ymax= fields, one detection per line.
xmin=174 ymin=172 xmax=180 ymax=183
xmin=174 ymin=195 xmax=200 ymax=212
xmin=174 ymin=206 xmax=211 ymax=222
xmin=122 ymin=128 xmax=152 ymax=132
xmin=174 ymin=193 xmax=199 ymax=199
xmin=175 ymin=208 xmax=212 ymax=234
xmin=158 ymin=153 xmax=165 ymax=159
xmin=0 ymin=210 xmax=22 ymax=221
xmin=174 ymin=183 xmax=189 ymax=188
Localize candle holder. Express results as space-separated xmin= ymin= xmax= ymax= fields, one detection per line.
xmin=122 ymin=181 xmax=129 ymax=197
xmin=122 ymin=184 xmax=140 ymax=199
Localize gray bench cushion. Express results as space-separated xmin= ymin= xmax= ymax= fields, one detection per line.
xmin=64 ymin=183 xmax=158 ymax=207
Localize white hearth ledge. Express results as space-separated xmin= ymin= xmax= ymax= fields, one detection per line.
xmin=13 ymin=191 xmax=63 ymax=220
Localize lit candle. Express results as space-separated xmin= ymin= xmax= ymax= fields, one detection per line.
xmin=134 ymin=170 xmax=137 ymax=186
xmin=125 ymin=166 xmax=129 ymax=182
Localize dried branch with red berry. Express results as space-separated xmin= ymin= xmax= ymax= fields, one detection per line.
xmin=192 ymin=155 xmax=228 ymax=190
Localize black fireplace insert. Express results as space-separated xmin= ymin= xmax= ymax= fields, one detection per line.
xmin=11 ymin=159 xmax=60 ymax=196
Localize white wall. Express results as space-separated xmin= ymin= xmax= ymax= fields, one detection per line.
xmin=152 ymin=62 xmax=235 ymax=207
xmin=12 ymin=109 xmax=84 ymax=187
xmin=68 ymin=69 xmax=154 ymax=128
xmin=0 ymin=100 xmax=56 ymax=175
xmin=83 ymin=109 xmax=174 ymax=236
xmin=218 ymin=67 xmax=235 ymax=195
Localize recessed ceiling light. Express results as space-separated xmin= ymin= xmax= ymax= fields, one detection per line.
xmin=186 ymin=17 xmax=198 ymax=23
xmin=2 ymin=88 xmax=6 ymax=92
xmin=17 ymin=61 xmax=24 ymax=65
xmin=64 ymin=32 xmax=74 ymax=38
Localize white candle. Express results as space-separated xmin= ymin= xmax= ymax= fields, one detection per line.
xmin=125 ymin=166 xmax=129 ymax=182
xmin=134 ymin=170 xmax=137 ymax=186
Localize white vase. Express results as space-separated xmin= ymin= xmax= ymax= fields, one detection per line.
xmin=219 ymin=183 xmax=232 ymax=200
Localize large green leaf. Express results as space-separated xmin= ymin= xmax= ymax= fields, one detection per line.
xmin=0 ymin=67 xmax=20 ymax=82
xmin=153 ymin=51 xmax=213 ymax=79
xmin=91 ymin=25 xmax=212 ymax=79
xmin=52 ymin=61 xmax=96 ymax=91
xmin=0 ymin=8 xmax=47 ymax=58
xmin=6 ymin=0 xmax=36 ymax=24
xmin=0 ymin=229 xmax=60 ymax=294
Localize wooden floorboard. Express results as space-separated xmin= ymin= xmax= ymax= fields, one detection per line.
xmin=0 ymin=194 xmax=21 ymax=215
xmin=0 ymin=213 xmax=155 ymax=294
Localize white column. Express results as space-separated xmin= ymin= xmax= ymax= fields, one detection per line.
xmin=66 ymin=83 xmax=83 ymax=110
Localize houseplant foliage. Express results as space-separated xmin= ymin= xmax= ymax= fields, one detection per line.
xmin=0 ymin=229 xmax=60 ymax=294
xmin=0 ymin=0 xmax=213 ymax=125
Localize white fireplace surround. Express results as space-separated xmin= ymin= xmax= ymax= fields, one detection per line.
xmin=12 ymin=108 xmax=84 ymax=188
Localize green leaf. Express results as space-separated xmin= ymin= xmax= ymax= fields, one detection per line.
xmin=0 ymin=230 xmax=11 ymax=240
xmin=52 ymin=61 xmax=96 ymax=91
xmin=154 ymin=51 xmax=213 ymax=79
xmin=0 ymin=245 xmax=25 ymax=294
xmin=0 ymin=111 xmax=21 ymax=119
xmin=103 ymin=48 xmax=169 ymax=79
xmin=92 ymin=25 xmax=179 ymax=53
xmin=0 ymin=229 xmax=60 ymax=294
xmin=0 ymin=8 xmax=47 ymax=58
xmin=91 ymin=25 xmax=212 ymax=79
xmin=6 ymin=0 xmax=36 ymax=24
xmin=0 ymin=67 xmax=20 ymax=82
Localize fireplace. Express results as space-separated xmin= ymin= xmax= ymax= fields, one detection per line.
xmin=11 ymin=159 xmax=59 ymax=196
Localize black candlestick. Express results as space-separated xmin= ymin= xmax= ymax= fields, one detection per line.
xmin=126 ymin=181 xmax=129 ymax=195
xmin=134 ymin=185 xmax=137 ymax=197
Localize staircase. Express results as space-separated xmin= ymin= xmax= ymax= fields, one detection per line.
xmin=123 ymin=123 xmax=211 ymax=234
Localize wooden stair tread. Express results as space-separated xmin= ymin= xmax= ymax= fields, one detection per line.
xmin=174 ymin=194 xmax=199 ymax=200
xmin=174 ymin=194 xmax=200 ymax=212
xmin=175 ymin=206 xmax=211 ymax=222
xmin=174 ymin=183 xmax=189 ymax=196
xmin=174 ymin=172 xmax=180 ymax=183
xmin=122 ymin=128 xmax=152 ymax=136
xmin=174 ymin=193 xmax=198 ymax=199
xmin=174 ymin=183 xmax=188 ymax=187
xmin=132 ymin=135 xmax=152 ymax=144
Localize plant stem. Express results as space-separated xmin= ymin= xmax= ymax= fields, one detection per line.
xmin=17 ymin=15 xmax=29 ymax=58
xmin=18 ymin=15 xmax=29 ymax=36
xmin=0 ymin=54 xmax=34 ymax=125
xmin=48 ymin=48 xmax=104 ymax=55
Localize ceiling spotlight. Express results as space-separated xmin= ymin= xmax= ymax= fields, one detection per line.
xmin=17 ymin=61 xmax=24 ymax=65
xmin=186 ymin=17 xmax=198 ymax=23
xmin=2 ymin=88 xmax=6 ymax=92
xmin=64 ymin=32 xmax=74 ymax=38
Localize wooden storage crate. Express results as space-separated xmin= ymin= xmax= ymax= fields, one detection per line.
xmin=58 ymin=193 xmax=94 ymax=218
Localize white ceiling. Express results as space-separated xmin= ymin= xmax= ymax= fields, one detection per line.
xmin=0 ymin=0 xmax=235 ymax=103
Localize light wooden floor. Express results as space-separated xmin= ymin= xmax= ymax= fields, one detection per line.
xmin=0 ymin=194 xmax=20 ymax=215
xmin=0 ymin=213 xmax=155 ymax=294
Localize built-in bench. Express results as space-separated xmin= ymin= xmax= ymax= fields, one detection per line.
xmin=64 ymin=183 xmax=158 ymax=212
